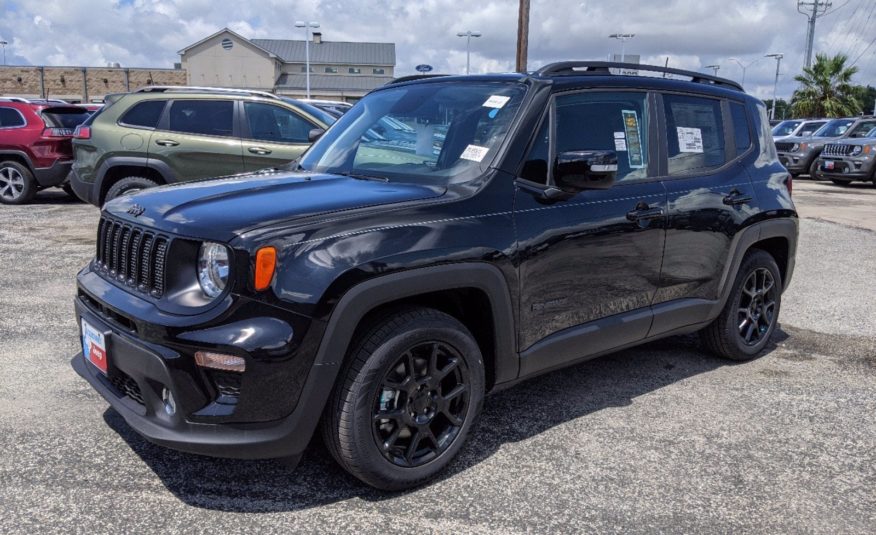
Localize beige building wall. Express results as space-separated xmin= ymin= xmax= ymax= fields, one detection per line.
xmin=181 ymin=33 xmax=277 ymax=90
xmin=0 ymin=66 xmax=185 ymax=102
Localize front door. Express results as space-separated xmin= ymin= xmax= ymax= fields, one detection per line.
xmin=514 ymin=90 xmax=667 ymax=375
xmin=241 ymin=101 xmax=317 ymax=171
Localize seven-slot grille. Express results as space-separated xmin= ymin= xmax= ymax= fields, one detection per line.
xmin=775 ymin=142 xmax=796 ymax=152
xmin=95 ymin=216 xmax=170 ymax=298
xmin=821 ymin=143 xmax=854 ymax=157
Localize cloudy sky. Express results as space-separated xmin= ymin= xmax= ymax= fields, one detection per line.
xmin=0 ymin=0 xmax=874 ymax=103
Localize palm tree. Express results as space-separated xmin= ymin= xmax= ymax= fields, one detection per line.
xmin=790 ymin=53 xmax=862 ymax=118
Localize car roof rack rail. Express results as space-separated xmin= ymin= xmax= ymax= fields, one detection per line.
xmin=535 ymin=61 xmax=744 ymax=92
xmin=385 ymin=74 xmax=451 ymax=86
xmin=0 ymin=96 xmax=32 ymax=103
xmin=133 ymin=86 xmax=282 ymax=101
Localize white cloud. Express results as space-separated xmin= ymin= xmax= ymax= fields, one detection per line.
xmin=0 ymin=0 xmax=873 ymax=103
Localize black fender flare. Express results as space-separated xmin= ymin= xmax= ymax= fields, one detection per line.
xmin=95 ymin=156 xmax=174 ymax=202
xmin=0 ymin=150 xmax=35 ymax=172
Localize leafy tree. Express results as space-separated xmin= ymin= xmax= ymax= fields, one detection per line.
xmin=790 ymin=53 xmax=862 ymax=118
xmin=853 ymin=85 xmax=876 ymax=116
xmin=763 ymin=99 xmax=791 ymax=119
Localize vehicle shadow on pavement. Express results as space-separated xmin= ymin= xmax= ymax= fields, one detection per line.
xmin=28 ymin=190 xmax=87 ymax=205
xmin=104 ymin=328 xmax=789 ymax=512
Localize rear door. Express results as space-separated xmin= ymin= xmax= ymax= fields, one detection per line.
xmin=240 ymin=101 xmax=318 ymax=171
xmin=652 ymin=93 xmax=757 ymax=335
xmin=149 ymin=99 xmax=244 ymax=182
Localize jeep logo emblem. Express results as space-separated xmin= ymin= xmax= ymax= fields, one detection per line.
xmin=127 ymin=204 xmax=145 ymax=217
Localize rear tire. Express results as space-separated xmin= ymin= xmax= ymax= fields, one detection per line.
xmin=700 ymin=250 xmax=782 ymax=361
xmin=0 ymin=161 xmax=37 ymax=205
xmin=105 ymin=176 xmax=159 ymax=202
xmin=322 ymin=307 xmax=485 ymax=490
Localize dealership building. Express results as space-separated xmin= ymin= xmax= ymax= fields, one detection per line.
xmin=179 ymin=28 xmax=396 ymax=102
xmin=0 ymin=28 xmax=395 ymax=103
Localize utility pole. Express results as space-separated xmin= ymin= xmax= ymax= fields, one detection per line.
xmin=609 ymin=33 xmax=635 ymax=62
xmin=797 ymin=1 xmax=831 ymax=68
xmin=766 ymin=53 xmax=784 ymax=120
xmin=515 ymin=0 xmax=530 ymax=72
xmin=705 ymin=64 xmax=720 ymax=76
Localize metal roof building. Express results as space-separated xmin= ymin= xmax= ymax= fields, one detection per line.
xmin=179 ymin=28 xmax=395 ymax=102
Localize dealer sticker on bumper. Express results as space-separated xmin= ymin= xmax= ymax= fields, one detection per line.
xmin=81 ymin=318 xmax=108 ymax=374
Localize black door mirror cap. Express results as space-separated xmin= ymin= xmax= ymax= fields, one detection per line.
xmin=308 ymin=128 xmax=326 ymax=142
xmin=554 ymin=150 xmax=618 ymax=191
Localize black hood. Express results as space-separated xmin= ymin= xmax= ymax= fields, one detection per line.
xmin=104 ymin=171 xmax=446 ymax=242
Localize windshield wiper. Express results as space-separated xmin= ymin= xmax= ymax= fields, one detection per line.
xmin=336 ymin=171 xmax=389 ymax=182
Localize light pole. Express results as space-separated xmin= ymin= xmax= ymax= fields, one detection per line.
xmin=294 ymin=21 xmax=320 ymax=98
xmin=0 ymin=41 xmax=7 ymax=66
xmin=608 ymin=33 xmax=635 ymax=62
xmin=766 ymin=53 xmax=784 ymax=120
xmin=727 ymin=57 xmax=764 ymax=87
xmin=705 ymin=64 xmax=720 ymax=76
xmin=456 ymin=31 xmax=482 ymax=74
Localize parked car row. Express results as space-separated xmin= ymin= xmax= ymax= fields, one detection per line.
xmin=774 ymin=115 xmax=876 ymax=186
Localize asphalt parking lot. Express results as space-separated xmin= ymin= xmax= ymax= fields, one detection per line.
xmin=1 ymin=179 xmax=874 ymax=533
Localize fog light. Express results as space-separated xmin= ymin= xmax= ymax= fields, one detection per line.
xmin=162 ymin=388 xmax=176 ymax=415
xmin=194 ymin=351 xmax=246 ymax=373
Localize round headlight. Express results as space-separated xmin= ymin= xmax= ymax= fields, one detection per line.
xmin=198 ymin=242 xmax=230 ymax=298
xmin=850 ymin=145 xmax=863 ymax=156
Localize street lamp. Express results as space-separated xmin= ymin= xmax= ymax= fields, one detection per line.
xmin=456 ymin=31 xmax=481 ymax=75
xmin=765 ymin=53 xmax=784 ymax=120
xmin=0 ymin=41 xmax=7 ymax=66
xmin=294 ymin=21 xmax=320 ymax=98
xmin=608 ymin=33 xmax=635 ymax=62
xmin=727 ymin=57 xmax=764 ymax=87
xmin=705 ymin=64 xmax=720 ymax=76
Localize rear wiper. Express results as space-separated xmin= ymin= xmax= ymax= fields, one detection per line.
xmin=337 ymin=171 xmax=389 ymax=182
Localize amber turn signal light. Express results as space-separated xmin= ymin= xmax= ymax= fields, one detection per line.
xmin=254 ymin=246 xmax=277 ymax=291
xmin=194 ymin=351 xmax=246 ymax=372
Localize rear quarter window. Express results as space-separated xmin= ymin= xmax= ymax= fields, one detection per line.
xmin=729 ymin=102 xmax=752 ymax=157
xmin=0 ymin=107 xmax=27 ymax=128
xmin=120 ymin=100 xmax=167 ymax=128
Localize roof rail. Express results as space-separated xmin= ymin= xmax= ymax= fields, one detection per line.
xmin=536 ymin=61 xmax=744 ymax=92
xmin=0 ymin=96 xmax=31 ymax=103
xmin=385 ymin=74 xmax=450 ymax=86
xmin=133 ymin=86 xmax=282 ymax=101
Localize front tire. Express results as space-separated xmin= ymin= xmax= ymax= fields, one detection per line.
xmin=105 ymin=176 xmax=159 ymax=202
xmin=830 ymin=178 xmax=852 ymax=186
xmin=808 ymin=159 xmax=822 ymax=180
xmin=322 ymin=307 xmax=485 ymax=490
xmin=701 ymin=250 xmax=782 ymax=361
xmin=0 ymin=161 xmax=37 ymax=205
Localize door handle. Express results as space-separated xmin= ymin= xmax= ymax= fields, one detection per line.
xmin=248 ymin=147 xmax=272 ymax=155
xmin=626 ymin=204 xmax=664 ymax=222
xmin=723 ymin=190 xmax=752 ymax=206
xmin=154 ymin=139 xmax=179 ymax=147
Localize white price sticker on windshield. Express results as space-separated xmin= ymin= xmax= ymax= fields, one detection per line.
xmin=483 ymin=95 xmax=511 ymax=109
xmin=677 ymin=127 xmax=704 ymax=153
xmin=460 ymin=144 xmax=489 ymax=162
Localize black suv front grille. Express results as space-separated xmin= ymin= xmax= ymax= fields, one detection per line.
xmin=775 ymin=142 xmax=795 ymax=152
xmin=95 ymin=216 xmax=170 ymax=298
xmin=822 ymin=143 xmax=853 ymax=157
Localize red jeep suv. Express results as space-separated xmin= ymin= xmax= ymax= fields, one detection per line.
xmin=0 ymin=99 xmax=91 ymax=204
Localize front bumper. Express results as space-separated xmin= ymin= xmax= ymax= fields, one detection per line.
xmin=33 ymin=160 xmax=72 ymax=187
xmin=777 ymin=153 xmax=812 ymax=173
xmin=815 ymin=157 xmax=875 ymax=180
xmin=71 ymin=271 xmax=337 ymax=459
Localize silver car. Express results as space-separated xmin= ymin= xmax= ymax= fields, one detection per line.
xmin=775 ymin=117 xmax=876 ymax=178
xmin=814 ymin=126 xmax=876 ymax=185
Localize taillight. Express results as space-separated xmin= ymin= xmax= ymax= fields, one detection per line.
xmin=42 ymin=127 xmax=73 ymax=138
xmin=73 ymin=125 xmax=91 ymax=139
xmin=785 ymin=174 xmax=793 ymax=197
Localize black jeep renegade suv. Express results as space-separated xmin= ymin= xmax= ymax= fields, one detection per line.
xmin=72 ymin=62 xmax=798 ymax=490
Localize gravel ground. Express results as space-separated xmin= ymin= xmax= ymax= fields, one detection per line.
xmin=0 ymin=181 xmax=874 ymax=533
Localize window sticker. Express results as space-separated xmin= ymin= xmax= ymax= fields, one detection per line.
xmin=614 ymin=138 xmax=628 ymax=151
xmin=483 ymin=95 xmax=511 ymax=109
xmin=676 ymin=126 xmax=704 ymax=153
xmin=614 ymin=131 xmax=626 ymax=139
xmin=460 ymin=144 xmax=490 ymax=162
xmin=622 ymin=110 xmax=645 ymax=168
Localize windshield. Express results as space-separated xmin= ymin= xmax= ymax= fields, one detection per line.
xmin=772 ymin=120 xmax=802 ymax=136
xmin=298 ymin=81 xmax=527 ymax=183
xmin=846 ymin=119 xmax=876 ymax=138
xmin=867 ymin=127 xmax=876 ymax=138
xmin=813 ymin=119 xmax=854 ymax=138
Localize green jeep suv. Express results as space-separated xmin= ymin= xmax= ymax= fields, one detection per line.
xmin=69 ymin=87 xmax=329 ymax=205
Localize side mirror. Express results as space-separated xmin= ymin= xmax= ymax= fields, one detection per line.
xmin=308 ymin=128 xmax=326 ymax=142
xmin=554 ymin=150 xmax=618 ymax=191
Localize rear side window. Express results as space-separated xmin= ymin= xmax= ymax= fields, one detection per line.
xmin=41 ymin=108 xmax=92 ymax=129
xmin=167 ymin=100 xmax=234 ymax=137
xmin=0 ymin=107 xmax=26 ymax=127
xmin=729 ymin=102 xmax=752 ymax=157
xmin=663 ymin=94 xmax=726 ymax=175
xmin=244 ymin=102 xmax=315 ymax=143
xmin=120 ymin=100 xmax=166 ymax=128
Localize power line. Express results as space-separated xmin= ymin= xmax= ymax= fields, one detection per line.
xmin=798 ymin=0 xmax=832 ymax=67
xmin=849 ymin=35 xmax=876 ymax=67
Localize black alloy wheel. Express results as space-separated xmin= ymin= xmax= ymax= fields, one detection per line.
xmin=736 ymin=267 xmax=777 ymax=346
xmin=372 ymin=340 xmax=470 ymax=468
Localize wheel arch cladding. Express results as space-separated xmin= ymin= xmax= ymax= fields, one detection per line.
xmin=750 ymin=236 xmax=790 ymax=287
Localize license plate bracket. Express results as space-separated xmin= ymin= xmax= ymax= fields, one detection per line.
xmin=824 ymin=160 xmax=835 ymax=170
xmin=81 ymin=318 xmax=109 ymax=375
